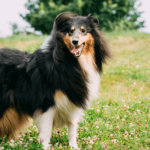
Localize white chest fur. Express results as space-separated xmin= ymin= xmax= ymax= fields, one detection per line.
xmin=79 ymin=55 xmax=100 ymax=103
xmin=53 ymin=91 xmax=82 ymax=128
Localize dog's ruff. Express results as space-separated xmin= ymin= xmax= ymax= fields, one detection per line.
xmin=0 ymin=12 xmax=110 ymax=150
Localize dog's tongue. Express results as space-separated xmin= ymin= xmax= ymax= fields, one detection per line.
xmin=71 ymin=46 xmax=81 ymax=53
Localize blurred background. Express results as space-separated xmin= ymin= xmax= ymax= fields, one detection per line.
xmin=0 ymin=0 xmax=149 ymax=38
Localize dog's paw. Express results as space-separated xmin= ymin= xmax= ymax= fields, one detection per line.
xmin=37 ymin=137 xmax=50 ymax=150
xmin=69 ymin=142 xmax=79 ymax=150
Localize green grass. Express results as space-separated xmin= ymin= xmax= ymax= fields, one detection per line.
xmin=0 ymin=31 xmax=150 ymax=150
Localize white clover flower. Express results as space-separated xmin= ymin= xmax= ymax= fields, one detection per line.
xmin=110 ymin=125 xmax=113 ymax=129
xmin=97 ymin=109 xmax=100 ymax=113
xmin=89 ymin=140 xmax=94 ymax=144
xmin=10 ymin=140 xmax=14 ymax=143
xmin=111 ymin=139 xmax=117 ymax=145
xmin=88 ymin=145 xmax=92 ymax=149
xmin=116 ymin=125 xmax=120 ymax=130
xmin=116 ymin=116 xmax=119 ymax=120
xmin=9 ymin=143 xmax=15 ymax=148
xmin=122 ymin=119 xmax=125 ymax=122
xmin=96 ymin=126 xmax=99 ymax=129
xmin=130 ymin=123 xmax=134 ymax=127
xmin=136 ymin=65 xmax=139 ymax=69
xmin=55 ymin=143 xmax=59 ymax=146
xmin=105 ymin=124 xmax=109 ymax=127
xmin=137 ymin=109 xmax=140 ymax=113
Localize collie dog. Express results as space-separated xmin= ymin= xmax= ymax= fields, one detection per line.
xmin=0 ymin=12 xmax=110 ymax=149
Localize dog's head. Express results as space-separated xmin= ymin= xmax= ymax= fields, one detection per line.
xmin=53 ymin=12 xmax=110 ymax=71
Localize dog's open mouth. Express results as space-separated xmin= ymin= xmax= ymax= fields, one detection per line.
xmin=71 ymin=43 xmax=85 ymax=57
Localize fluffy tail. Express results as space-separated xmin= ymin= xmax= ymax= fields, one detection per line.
xmin=0 ymin=108 xmax=30 ymax=139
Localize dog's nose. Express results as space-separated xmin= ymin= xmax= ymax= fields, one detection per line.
xmin=72 ymin=39 xmax=78 ymax=45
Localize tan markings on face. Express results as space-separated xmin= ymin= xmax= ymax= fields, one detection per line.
xmin=80 ymin=26 xmax=84 ymax=30
xmin=78 ymin=33 xmax=97 ymax=70
xmin=64 ymin=33 xmax=73 ymax=51
xmin=71 ymin=26 xmax=75 ymax=31
xmin=0 ymin=108 xmax=29 ymax=139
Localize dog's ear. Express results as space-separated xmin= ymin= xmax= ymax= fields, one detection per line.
xmin=88 ymin=14 xmax=99 ymax=24
xmin=55 ymin=12 xmax=77 ymax=30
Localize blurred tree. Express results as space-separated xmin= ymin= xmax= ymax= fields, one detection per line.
xmin=82 ymin=0 xmax=144 ymax=31
xmin=10 ymin=23 xmax=19 ymax=35
xmin=21 ymin=0 xmax=144 ymax=33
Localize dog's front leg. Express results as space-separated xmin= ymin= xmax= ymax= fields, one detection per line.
xmin=68 ymin=121 xmax=78 ymax=149
xmin=34 ymin=107 xmax=55 ymax=150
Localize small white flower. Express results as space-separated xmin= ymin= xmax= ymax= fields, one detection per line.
xmin=110 ymin=125 xmax=113 ymax=129
xmin=55 ymin=143 xmax=59 ymax=146
xmin=112 ymin=139 xmax=117 ymax=145
xmin=96 ymin=126 xmax=99 ymax=129
xmin=105 ymin=124 xmax=109 ymax=127
xmin=10 ymin=140 xmax=14 ymax=143
xmin=9 ymin=143 xmax=15 ymax=148
xmin=137 ymin=109 xmax=140 ymax=113
xmin=130 ymin=123 xmax=134 ymax=127
xmin=140 ymin=87 xmax=143 ymax=90
xmin=122 ymin=119 xmax=125 ymax=122
xmin=136 ymin=65 xmax=139 ymax=69
xmin=89 ymin=140 xmax=94 ymax=144
xmin=116 ymin=125 xmax=120 ymax=130
xmin=85 ymin=127 xmax=88 ymax=130
xmin=97 ymin=109 xmax=100 ymax=113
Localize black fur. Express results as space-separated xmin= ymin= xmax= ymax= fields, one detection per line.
xmin=0 ymin=12 xmax=110 ymax=120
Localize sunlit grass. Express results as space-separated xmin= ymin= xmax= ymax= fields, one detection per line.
xmin=0 ymin=31 xmax=150 ymax=150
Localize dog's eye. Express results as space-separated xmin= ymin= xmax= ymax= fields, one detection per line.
xmin=70 ymin=30 xmax=74 ymax=33
xmin=81 ymin=29 xmax=86 ymax=33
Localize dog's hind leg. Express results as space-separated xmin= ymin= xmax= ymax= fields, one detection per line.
xmin=33 ymin=107 xmax=55 ymax=150
xmin=68 ymin=121 xmax=78 ymax=149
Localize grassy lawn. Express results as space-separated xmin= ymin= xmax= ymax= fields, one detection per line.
xmin=0 ymin=31 xmax=150 ymax=150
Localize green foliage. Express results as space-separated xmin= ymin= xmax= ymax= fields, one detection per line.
xmin=21 ymin=0 xmax=144 ymax=34
xmin=82 ymin=0 xmax=144 ymax=31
